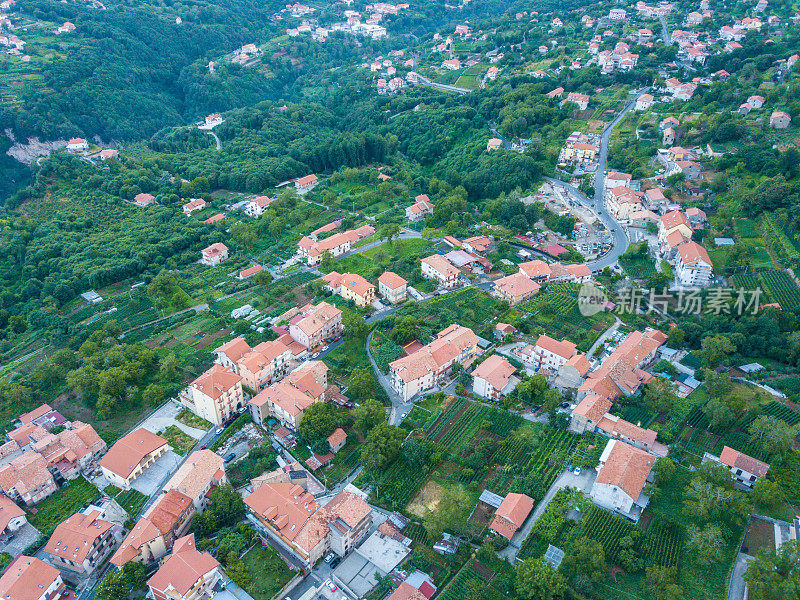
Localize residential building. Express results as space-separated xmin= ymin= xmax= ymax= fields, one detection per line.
xmin=532 ymin=335 xmax=577 ymax=370
xmin=462 ymin=236 xmax=492 ymax=255
xmin=147 ymin=534 xmax=223 ymax=600
xmin=492 ymin=272 xmax=540 ymax=305
xmin=0 ymin=557 xmax=65 ymax=600
xmin=658 ymin=211 xmax=692 ymax=246
xmin=250 ymin=380 xmax=320 ymax=430
xmin=324 ymin=489 xmax=373 ymax=556
xmin=486 ymin=138 xmax=503 ymax=151
xmin=604 ymin=172 xmax=632 ymax=190
xmin=389 ymin=324 xmax=479 ymax=401
xmin=233 ymin=341 xmax=293 ymax=391
xmin=0 ymin=451 xmax=58 ymax=506
xmin=635 ymin=94 xmax=654 ymax=111
xmin=675 ymin=241 xmax=713 ymax=288
xmin=43 ymin=509 xmax=116 ymax=575
xmin=608 ymin=8 xmax=626 ymax=19
xmin=570 ymin=394 xmax=613 ymax=434
xmin=133 ymin=193 xmax=156 ymax=207
xmin=705 ymin=446 xmax=769 ymax=488
xmin=288 ymin=302 xmax=343 ymax=350
xmin=28 ymin=421 xmax=107 ymax=481
xmin=590 ymin=439 xmax=655 ymax=520
xmin=494 ymin=323 xmax=516 ymax=340
xmin=563 ymin=92 xmax=589 ymax=110
xmin=182 ymin=198 xmax=206 ymax=216
xmin=518 ymin=260 xmax=551 ymax=282
xmin=322 ymin=272 xmax=376 ymax=307
xmin=110 ymin=490 xmax=195 ymax=568
xmin=472 ymin=355 xmax=519 ymax=400
xmin=213 ymin=337 xmax=252 ymax=371
xmin=200 ymin=243 xmax=229 ymax=266
xmin=328 ymin=428 xmax=347 ymax=454
xmin=406 ymin=195 xmax=434 ymax=221
xmin=0 ymin=493 xmax=26 ymax=535
xmin=180 ymin=364 xmax=244 ymax=426
xmin=420 ymin=254 xmax=460 ymax=288
xmin=66 ymin=138 xmax=88 ymax=151
xmin=489 ymin=493 xmax=534 ymax=539
xmin=770 ymin=111 xmax=792 ymax=129
xmin=605 ymin=186 xmax=643 ymax=220
xmin=595 ymin=414 xmax=658 ymax=452
xmin=295 ymin=174 xmax=319 ymax=192
xmin=297 ymin=225 xmax=374 ymax=265
xmin=99 ymin=429 xmax=169 ymax=490
xmin=747 ymin=95 xmax=765 ymax=109
xmin=243 ymin=196 xmax=273 ymax=218
xmin=386 ymin=582 xmax=428 ymax=600
xmin=164 ymin=449 xmax=228 ymax=512
xmin=239 ymin=265 xmax=263 ymax=279
xmin=555 ymin=353 xmax=592 ymax=390
xmin=378 ymin=271 xmax=408 ymax=303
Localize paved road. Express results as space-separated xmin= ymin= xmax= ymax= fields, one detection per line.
xmin=659 ymin=15 xmax=672 ymax=45
xmin=727 ymin=553 xmax=753 ymax=600
xmin=206 ymin=130 xmax=222 ymax=150
xmin=585 ymin=316 xmax=622 ymax=357
xmin=414 ymin=74 xmax=471 ymax=95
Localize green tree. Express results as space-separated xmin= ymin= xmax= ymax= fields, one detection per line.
xmin=700 ymin=335 xmax=736 ymax=368
xmin=744 ymin=540 xmax=800 ymax=600
xmin=298 ymin=402 xmax=340 ymax=442
xmin=643 ymin=378 xmax=678 ymax=414
xmin=143 ymin=383 xmax=165 ymax=407
xmin=96 ymin=570 xmax=127 ymax=600
xmin=423 ymin=484 xmax=471 ymax=539
xmin=360 ymin=421 xmax=405 ymax=471
xmin=751 ymin=477 xmax=782 ymax=508
xmin=348 ymin=367 xmax=377 ymax=401
xmin=684 ymin=461 xmax=751 ymax=526
xmin=561 ymin=536 xmax=607 ymax=584
xmin=643 ymin=565 xmax=683 ymax=600
xmin=354 ymin=398 xmax=386 ymax=435
xmin=653 ymin=457 xmax=677 ymax=484
xmin=687 ymin=524 xmax=726 ymax=564
xmin=122 ymin=561 xmax=147 ymax=590
xmin=515 ymin=558 xmax=566 ymax=600
xmin=206 ymin=485 xmax=245 ymax=528
xmin=749 ymin=416 xmax=796 ymax=458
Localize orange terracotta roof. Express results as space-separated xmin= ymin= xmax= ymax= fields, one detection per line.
xmin=719 ymin=446 xmax=769 ymax=478
xmin=147 ymin=534 xmax=220 ymax=596
xmin=110 ymin=516 xmax=161 ymax=566
xmin=378 ymin=271 xmax=408 ymax=289
xmin=534 ymin=334 xmax=577 ymax=360
xmin=190 ymin=364 xmax=242 ymax=400
xmin=327 ymin=428 xmax=347 ymax=448
xmin=473 ymin=355 xmax=516 ymax=391
xmin=99 ymin=429 xmax=168 ymax=479
xmin=0 ymin=557 xmax=62 ymax=600
xmin=387 ymin=582 xmax=428 ymax=600
xmin=596 ymin=440 xmax=655 ymax=500
xmin=490 ymin=493 xmax=533 ymax=538
xmin=44 ymin=510 xmax=113 ymax=564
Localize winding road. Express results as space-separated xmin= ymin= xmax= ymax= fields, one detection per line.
xmin=413 ymin=74 xmax=471 ymax=95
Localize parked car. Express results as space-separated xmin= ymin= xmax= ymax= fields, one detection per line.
xmin=325 ymin=580 xmax=337 ymax=593
xmin=215 ymin=427 xmax=224 ymax=435
xmin=324 ymin=552 xmax=335 ymax=564
xmin=224 ymin=452 xmax=237 ymax=463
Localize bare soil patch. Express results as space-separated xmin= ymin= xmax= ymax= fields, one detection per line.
xmin=407 ymin=480 xmax=444 ymax=518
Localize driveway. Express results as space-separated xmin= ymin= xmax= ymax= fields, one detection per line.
xmin=500 ymin=468 xmax=597 ymax=561
xmin=727 ymin=553 xmax=753 ymax=600
xmin=138 ymin=400 xmax=208 ymax=441
xmin=585 ymin=317 xmax=622 ymax=358
xmin=129 ymin=450 xmax=182 ymax=496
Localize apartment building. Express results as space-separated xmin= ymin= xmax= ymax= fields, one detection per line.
xmin=377 ymin=271 xmax=408 ymax=303
xmin=99 ymin=429 xmax=169 ymax=490
xmin=180 ymin=364 xmax=244 ymax=426
xmin=43 ymin=509 xmax=116 ymax=575
xmin=249 ymin=380 xmax=320 ymax=430
xmin=472 ymin=355 xmax=519 ymax=400
xmin=245 ymin=485 xmax=372 ymax=566
xmin=110 ymin=490 xmax=195 ymax=568
xmin=531 ymin=335 xmax=578 ymax=370
xmin=0 ymin=451 xmax=58 ymax=506
xmin=675 ymin=241 xmax=713 ymax=288
xmin=164 ymin=449 xmax=228 ymax=512
xmin=389 ymin=324 xmax=478 ymax=401
xmin=147 ymin=534 xmax=223 ymax=600
xmin=0 ymin=557 xmax=66 ymax=600
xmin=420 ymin=254 xmax=460 ymax=288
xmin=288 ymin=302 xmax=343 ymax=350
xmin=297 ymin=225 xmax=374 ymax=265
xmin=492 ymin=272 xmax=540 ymax=305
xmin=322 ymin=272 xmax=376 ymax=307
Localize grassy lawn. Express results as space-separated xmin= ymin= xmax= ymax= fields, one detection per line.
xmin=28 ymin=476 xmax=100 ymax=530
xmin=455 ymin=75 xmax=479 ymax=90
xmin=114 ymin=489 xmax=148 ymax=517
xmin=240 ymin=546 xmax=297 ymax=600
xmin=160 ymin=425 xmax=196 ymax=455
xmin=176 ymin=409 xmax=212 ymax=431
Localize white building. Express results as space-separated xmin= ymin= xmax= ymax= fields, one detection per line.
xmin=420 ymin=254 xmax=460 ymax=288
xmin=590 ymin=439 xmax=655 ymax=521
xmin=675 ymin=241 xmax=713 ymax=288
xmin=472 ymin=355 xmax=519 ymax=400
xmin=532 ymin=335 xmax=578 ymax=370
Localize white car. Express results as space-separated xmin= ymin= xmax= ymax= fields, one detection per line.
xmin=215 ymin=428 xmax=224 ymax=435
xmin=325 ymin=580 xmax=337 ymax=593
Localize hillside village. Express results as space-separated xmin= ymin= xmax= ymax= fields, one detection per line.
xmin=1 ymin=0 xmax=800 ymax=599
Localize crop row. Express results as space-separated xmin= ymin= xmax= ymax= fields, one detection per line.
xmin=436 ymin=565 xmax=484 ymax=600
xmin=374 ymin=457 xmax=428 ymax=510
xmin=643 ymin=518 xmax=682 ymax=568
xmin=761 ymin=270 xmax=800 ymax=310
xmin=425 ymin=397 xmax=467 ymax=440
xmin=579 ymin=506 xmax=635 ymax=562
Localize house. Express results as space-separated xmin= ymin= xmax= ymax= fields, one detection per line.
xmin=406 ymin=194 xmax=434 ymax=221
xmin=546 ymin=86 xmax=564 ymax=99
xmin=200 ymin=243 xmax=229 ymax=266
xmin=486 ymin=66 xmax=498 ymax=80
xmin=472 ymin=355 xmax=518 ymax=400
xmin=54 ymin=21 xmax=76 ymax=34
xmin=239 ymin=265 xmax=263 ymax=279
xmin=213 ymin=337 xmax=252 ymax=371
xmin=489 ymin=493 xmax=534 ymax=539
xmin=608 ymin=8 xmax=626 ymax=19
xmin=658 ymin=211 xmax=693 ymax=246
xmin=0 ymin=451 xmax=58 ymax=506
xmin=243 ymin=195 xmax=273 ymax=218
xmin=494 ymin=323 xmax=516 ymax=340
xmin=111 ymin=489 xmax=195 ymax=568
xmin=555 ymin=354 xmax=592 ymax=390
xmin=686 ymin=207 xmax=707 ymax=227
xmin=297 ymin=225 xmax=374 ymax=265
xmin=386 ymin=582 xmax=428 ymax=600
xmin=99 ymin=429 xmax=169 ymax=490
xmin=635 ymin=94 xmax=654 ymax=111
xmin=462 ymin=236 xmax=492 ymax=255
xmin=486 ymin=138 xmax=503 ymax=151
xmin=676 ymin=160 xmax=702 ymax=180
xmin=66 ymin=138 xmax=88 ymax=151
xmin=204 ymin=114 xmax=223 ymax=127
xmin=595 ymin=414 xmax=658 ymax=452
xmin=532 ymin=335 xmax=577 ymax=370
xmin=44 ymin=509 xmax=116 ymax=575
xmin=675 ymin=241 xmax=713 ymax=288
xmin=590 ymin=439 xmax=655 ymax=520
xmin=0 ymin=493 xmax=26 ymax=536
xmin=565 ymin=263 xmax=592 ymax=283
xmin=663 ymin=127 xmax=676 ymax=145
xmin=770 ymin=111 xmax=792 ymax=129
xmin=0 ymin=557 xmax=66 ymax=600
xmin=389 ymin=324 xmax=479 ymax=401
xmin=328 ymin=428 xmax=347 ymax=453
xmin=519 ymin=260 xmax=551 ymax=283
xmin=182 ymin=198 xmax=206 ymax=216
xmin=202 ymin=213 xmax=225 ymax=224
xmin=563 ymin=92 xmax=589 ymax=110
xmin=288 ymin=302 xmax=343 ymax=350
xmin=26 ymin=421 xmax=107 ymax=482
xmin=747 ymin=95 xmax=765 ymax=109
xmin=442 ymin=58 xmax=461 ymax=70
xmin=180 ymin=364 xmax=244 ymax=426
xmin=378 ymin=271 xmax=408 ymax=304
xmin=164 ymin=449 xmax=228 ymax=512
xmin=133 ymin=193 xmax=156 ymax=207
xmin=323 ymin=272 xmax=375 ymax=307
xmin=605 ymin=186 xmax=643 ymax=221
xmin=492 ymin=272 xmax=540 ymax=305
xmin=605 ymin=172 xmax=632 ymax=190
xmin=295 ymin=174 xmax=318 ymax=192
xmin=147 ymin=534 xmax=223 ymax=600
xmin=420 ymin=254 xmax=460 ymax=288
xmin=233 ymin=340 xmax=293 ymax=391
xmin=570 ymin=394 xmax=613 ymax=434
xmin=707 ymin=446 xmax=769 ymax=488
xmin=245 ymin=485 xmax=371 ymax=565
